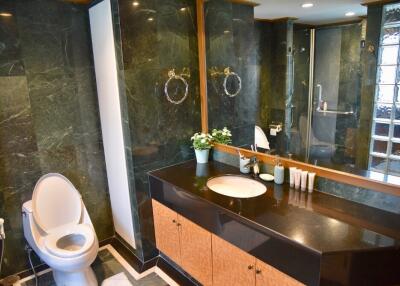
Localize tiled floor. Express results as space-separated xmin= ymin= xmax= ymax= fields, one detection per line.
xmin=16 ymin=246 xmax=173 ymax=286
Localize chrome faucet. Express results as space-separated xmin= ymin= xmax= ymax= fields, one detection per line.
xmin=245 ymin=157 xmax=260 ymax=177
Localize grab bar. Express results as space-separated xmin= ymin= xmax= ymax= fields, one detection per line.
xmin=315 ymin=107 xmax=354 ymax=115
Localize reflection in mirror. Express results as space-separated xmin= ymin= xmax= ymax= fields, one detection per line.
xmin=205 ymin=0 xmax=400 ymax=185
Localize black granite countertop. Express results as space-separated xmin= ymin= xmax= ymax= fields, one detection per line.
xmin=149 ymin=160 xmax=400 ymax=254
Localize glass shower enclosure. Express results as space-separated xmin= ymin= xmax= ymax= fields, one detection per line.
xmin=288 ymin=21 xmax=364 ymax=171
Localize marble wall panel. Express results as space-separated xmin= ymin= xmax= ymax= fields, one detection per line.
xmin=115 ymin=0 xmax=201 ymax=261
xmin=206 ymin=0 xmax=259 ymax=147
xmin=0 ymin=0 xmax=114 ymax=277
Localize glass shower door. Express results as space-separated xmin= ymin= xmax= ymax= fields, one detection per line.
xmin=308 ymin=22 xmax=363 ymax=168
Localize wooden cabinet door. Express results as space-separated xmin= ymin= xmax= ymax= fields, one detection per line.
xmin=152 ymin=199 xmax=181 ymax=265
xmin=255 ymin=259 xmax=305 ymax=286
xmin=179 ymin=215 xmax=213 ymax=286
xmin=212 ymin=234 xmax=256 ymax=286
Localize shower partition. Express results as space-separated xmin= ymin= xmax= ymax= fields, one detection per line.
xmin=270 ymin=20 xmax=363 ymax=169
xmin=307 ymin=22 xmax=363 ymax=167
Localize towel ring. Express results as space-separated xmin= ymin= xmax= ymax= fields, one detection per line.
xmin=223 ymin=67 xmax=242 ymax=97
xmin=164 ymin=69 xmax=189 ymax=105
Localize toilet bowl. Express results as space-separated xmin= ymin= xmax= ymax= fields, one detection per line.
xmin=22 ymin=173 xmax=99 ymax=286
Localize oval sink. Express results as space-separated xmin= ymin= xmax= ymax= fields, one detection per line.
xmin=206 ymin=175 xmax=267 ymax=198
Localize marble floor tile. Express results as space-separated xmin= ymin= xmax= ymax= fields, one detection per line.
xmin=17 ymin=246 xmax=169 ymax=286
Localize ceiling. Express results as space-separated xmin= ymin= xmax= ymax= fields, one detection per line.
xmin=254 ymin=0 xmax=369 ymax=25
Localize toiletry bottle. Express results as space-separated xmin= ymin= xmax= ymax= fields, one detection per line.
xmin=274 ymin=156 xmax=284 ymax=184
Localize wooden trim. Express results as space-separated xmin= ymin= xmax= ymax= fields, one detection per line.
xmin=255 ymin=18 xmax=363 ymax=28
xmin=254 ymin=17 xmax=298 ymax=23
xmin=227 ymin=0 xmax=260 ymax=7
xmin=314 ymin=18 xmax=363 ymax=28
xmin=362 ymin=0 xmax=399 ymax=6
xmin=64 ymin=0 xmax=92 ymax=4
xmin=214 ymin=143 xmax=400 ymax=196
xmin=197 ymin=0 xmax=208 ymax=134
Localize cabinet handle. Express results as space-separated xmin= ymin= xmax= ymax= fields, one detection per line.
xmin=248 ymin=265 xmax=254 ymax=270
xmin=172 ymin=219 xmax=176 ymax=224
xmin=176 ymin=223 xmax=181 ymax=227
xmin=256 ymin=269 xmax=262 ymax=274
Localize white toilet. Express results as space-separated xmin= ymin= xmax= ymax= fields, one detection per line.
xmin=22 ymin=173 xmax=99 ymax=286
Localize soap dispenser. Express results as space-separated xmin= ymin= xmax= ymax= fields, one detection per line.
xmin=274 ymin=156 xmax=284 ymax=184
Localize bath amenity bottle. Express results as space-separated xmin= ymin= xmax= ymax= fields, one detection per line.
xmin=274 ymin=156 xmax=284 ymax=184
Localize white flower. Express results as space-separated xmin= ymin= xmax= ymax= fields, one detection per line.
xmin=201 ymin=139 xmax=206 ymax=143
xmin=201 ymin=133 xmax=206 ymax=138
xmin=222 ymin=131 xmax=227 ymax=136
xmin=212 ymin=132 xmax=216 ymax=136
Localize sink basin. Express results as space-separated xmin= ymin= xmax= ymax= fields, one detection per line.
xmin=206 ymin=175 xmax=267 ymax=198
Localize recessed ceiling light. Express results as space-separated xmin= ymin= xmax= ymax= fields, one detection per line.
xmin=345 ymin=11 xmax=355 ymax=17
xmin=147 ymin=17 xmax=154 ymax=22
xmin=0 ymin=12 xmax=12 ymax=17
xmin=180 ymin=7 xmax=186 ymax=12
xmin=132 ymin=1 xmax=139 ymax=7
xmin=301 ymin=3 xmax=314 ymax=8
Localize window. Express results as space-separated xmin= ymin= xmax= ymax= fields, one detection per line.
xmin=369 ymin=3 xmax=400 ymax=176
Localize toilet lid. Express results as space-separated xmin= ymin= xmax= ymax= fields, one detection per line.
xmin=32 ymin=173 xmax=82 ymax=233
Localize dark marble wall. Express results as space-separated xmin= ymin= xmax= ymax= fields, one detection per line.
xmin=255 ymin=20 xmax=289 ymax=151
xmin=206 ymin=0 xmax=259 ymax=147
xmin=113 ymin=0 xmax=201 ymax=261
xmin=252 ymin=20 xmax=310 ymax=155
xmin=289 ymin=24 xmax=311 ymax=157
xmin=0 ymin=0 xmax=114 ymax=277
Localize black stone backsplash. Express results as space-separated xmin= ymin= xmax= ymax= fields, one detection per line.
xmin=0 ymin=0 xmax=114 ymax=277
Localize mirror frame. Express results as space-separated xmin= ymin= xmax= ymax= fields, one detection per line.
xmin=196 ymin=0 xmax=400 ymax=196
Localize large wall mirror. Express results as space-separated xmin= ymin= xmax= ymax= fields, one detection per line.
xmin=204 ymin=0 xmax=400 ymax=189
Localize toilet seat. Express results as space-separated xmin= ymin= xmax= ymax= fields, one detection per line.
xmin=44 ymin=224 xmax=95 ymax=258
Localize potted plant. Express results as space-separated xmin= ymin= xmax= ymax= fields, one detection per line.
xmin=191 ymin=132 xmax=213 ymax=163
xmin=211 ymin=127 xmax=232 ymax=145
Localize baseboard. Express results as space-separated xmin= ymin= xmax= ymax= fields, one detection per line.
xmin=157 ymin=255 xmax=199 ymax=286
xmin=109 ymin=235 xmax=158 ymax=273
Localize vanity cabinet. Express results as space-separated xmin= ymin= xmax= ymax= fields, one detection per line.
xmin=255 ymin=259 xmax=304 ymax=286
xmin=212 ymin=235 xmax=304 ymax=286
xmin=152 ymin=199 xmax=181 ymax=265
xmin=212 ymin=234 xmax=256 ymax=286
xmin=152 ymin=199 xmax=304 ymax=286
xmin=152 ymin=200 xmax=213 ymax=286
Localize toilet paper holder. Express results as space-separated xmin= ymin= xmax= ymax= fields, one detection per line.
xmin=269 ymin=122 xmax=282 ymax=136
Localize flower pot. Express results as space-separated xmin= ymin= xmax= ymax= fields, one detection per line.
xmin=195 ymin=149 xmax=209 ymax=164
